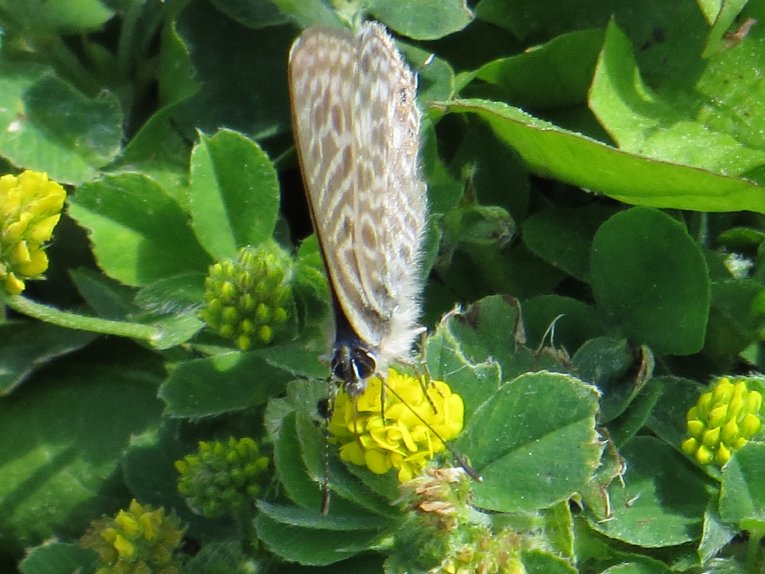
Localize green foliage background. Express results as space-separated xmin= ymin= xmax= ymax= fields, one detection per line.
xmin=1 ymin=0 xmax=765 ymax=572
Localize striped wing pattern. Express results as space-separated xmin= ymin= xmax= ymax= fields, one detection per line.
xmin=289 ymin=22 xmax=427 ymax=369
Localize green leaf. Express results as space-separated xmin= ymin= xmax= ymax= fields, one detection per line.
xmin=173 ymin=5 xmax=293 ymax=139
xmin=447 ymin=121 xmax=529 ymax=222
xmin=523 ymin=205 xmax=613 ymax=282
xmin=457 ymin=371 xmax=602 ymax=513
xmin=257 ymin=500 xmax=383 ymax=531
xmin=573 ymin=337 xmax=643 ymax=423
xmin=24 ymin=74 xmax=122 ymax=171
xmin=182 ymin=540 xmax=257 ymax=574
xmin=273 ymin=409 xmax=325 ymax=511
xmin=608 ymin=378 xmax=663 ymax=447
xmin=267 ymin=0 xmax=344 ymax=28
xmin=471 ymin=29 xmax=604 ymax=108
xmin=67 ymin=173 xmax=212 ymax=286
xmin=522 ymin=549 xmax=579 ymax=574
xmin=0 ymin=352 xmax=163 ymax=554
xmin=425 ymin=298 xmax=507 ymax=413
xmin=591 ymin=207 xmax=710 ymax=356
xmin=589 ymin=436 xmax=712 ymax=547
xmin=293 ymin=409 xmax=397 ymax=517
xmin=474 ymin=0 xmax=615 ymax=40
xmin=400 ymin=47 xmax=455 ymax=102
xmin=118 ymin=25 xmax=198 ymax=182
xmin=0 ymin=67 xmax=122 ymax=184
xmin=254 ymin=511 xmax=385 ymax=566
xmin=645 ymin=376 xmax=706 ymax=464
xmin=699 ymin=498 xmax=738 ymax=565
xmin=702 ymin=279 xmax=765 ymax=371
xmin=208 ymin=0 xmax=289 ymax=28
xmin=542 ymin=501 xmax=575 ymax=558
xmin=598 ymin=563 xmax=671 ymax=574
xmin=190 ymin=129 xmax=280 ymax=260
xmin=719 ymin=442 xmax=765 ymax=531
xmin=522 ymin=295 xmax=604 ymax=353
xmin=367 ymin=0 xmax=473 ymax=40
xmin=421 ymin=120 xmax=464 ymax=215
xmin=69 ymin=268 xmax=137 ymax=319
xmin=438 ymin=99 xmax=765 ymax=214
xmin=590 ymin=21 xmax=765 ymax=175
xmin=0 ymin=322 xmax=95 ymax=395
xmin=19 ymin=542 xmax=94 ymax=574
xmin=159 ymin=351 xmax=289 ymax=417
xmin=0 ymin=0 xmax=113 ymax=33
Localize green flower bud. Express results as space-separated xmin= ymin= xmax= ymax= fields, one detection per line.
xmin=0 ymin=171 xmax=66 ymax=294
xmin=199 ymin=242 xmax=294 ymax=350
xmin=683 ymin=377 xmax=763 ymax=466
xmin=80 ymin=499 xmax=185 ymax=574
xmin=175 ymin=437 xmax=269 ymax=518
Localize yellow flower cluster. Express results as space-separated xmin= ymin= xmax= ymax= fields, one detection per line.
xmin=0 ymin=171 xmax=66 ymax=294
xmin=80 ymin=499 xmax=185 ymax=574
xmin=682 ymin=377 xmax=763 ymax=466
xmin=328 ymin=369 xmax=464 ymax=482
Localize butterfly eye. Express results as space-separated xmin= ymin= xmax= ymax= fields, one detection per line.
xmin=330 ymin=345 xmax=377 ymax=394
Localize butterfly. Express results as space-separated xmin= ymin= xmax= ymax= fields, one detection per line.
xmin=288 ymin=21 xmax=427 ymax=397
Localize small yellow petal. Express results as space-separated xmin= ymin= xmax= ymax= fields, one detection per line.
xmin=113 ymin=534 xmax=135 ymax=559
xmin=27 ymin=213 xmax=60 ymax=242
xmin=712 ymin=380 xmax=734 ymax=403
xmin=746 ymin=391 xmax=762 ymax=413
xmin=365 ymin=448 xmax=392 ymax=475
xmin=702 ymin=427 xmax=721 ymax=448
xmin=17 ymin=248 xmax=47 ymax=276
xmin=721 ymin=419 xmax=739 ymax=444
xmin=741 ymin=414 xmax=762 ymax=438
xmin=4 ymin=273 xmax=24 ymax=294
xmin=339 ymin=442 xmax=366 ymax=466
xmin=687 ymin=420 xmax=705 ymax=437
xmin=115 ymin=510 xmax=139 ymax=536
xmin=696 ymin=445 xmax=714 ymax=465
xmin=682 ymin=437 xmax=699 ymax=456
xmin=709 ymin=405 xmax=728 ymax=428
xmin=716 ymin=443 xmax=731 ymax=466
xmin=9 ymin=241 xmax=31 ymax=265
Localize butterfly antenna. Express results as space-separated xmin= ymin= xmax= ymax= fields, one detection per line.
xmin=415 ymin=332 xmax=440 ymax=413
xmin=320 ymin=378 xmax=335 ymax=515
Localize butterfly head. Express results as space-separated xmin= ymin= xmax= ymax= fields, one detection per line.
xmin=331 ymin=343 xmax=376 ymax=397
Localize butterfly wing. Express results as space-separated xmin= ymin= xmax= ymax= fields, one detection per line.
xmin=289 ymin=23 xmax=427 ymax=365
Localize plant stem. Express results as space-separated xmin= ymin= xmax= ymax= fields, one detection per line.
xmin=746 ymin=528 xmax=764 ymax=574
xmin=5 ymin=294 xmax=161 ymax=342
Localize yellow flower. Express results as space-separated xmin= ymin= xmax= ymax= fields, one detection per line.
xmin=328 ymin=369 xmax=465 ymax=482
xmin=0 ymin=171 xmax=66 ymax=294
xmin=80 ymin=499 xmax=185 ymax=573
xmin=682 ymin=377 xmax=763 ymax=466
